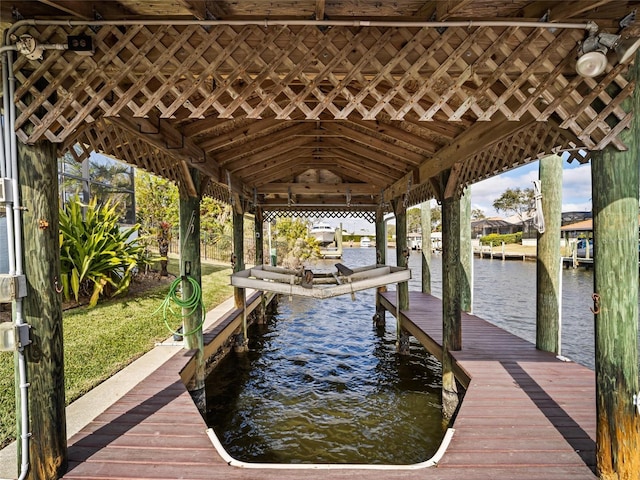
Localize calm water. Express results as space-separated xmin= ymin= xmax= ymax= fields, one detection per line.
xmin=402 ymin=250 xmax=640 ymax=371
xmin=206 ymin=247 xmax=445 ymax=464
xmin=206 ymin=247 xmax=639 ymax=464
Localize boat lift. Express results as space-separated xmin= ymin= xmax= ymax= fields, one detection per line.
xmin=231 ymin=263 xmax=411 ymax=300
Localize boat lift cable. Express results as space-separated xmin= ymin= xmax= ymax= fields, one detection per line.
xmin=154 ymin=275 xmax=205 ymax=337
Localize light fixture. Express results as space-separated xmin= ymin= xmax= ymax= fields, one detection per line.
xmin=576 ymin=30 xmax=640 ymax=77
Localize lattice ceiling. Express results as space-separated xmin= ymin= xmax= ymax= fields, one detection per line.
xmin=2 ymin=0 xmax=639 ymax=214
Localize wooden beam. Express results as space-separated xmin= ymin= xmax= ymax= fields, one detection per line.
xmin=443 ymin=162 xmax=463 ymax=199
xmin=215 ymin=123 xmax=316 ymax=165
xmin=436 ymin=0 xmax=474 ymax=20
xmin=315 ymin=0 xmax=325 ymax=20
xmin=420 ymin=115 xmax=535 ymax=185
xmin=258 ymin=183 xmax=377 ymax=195
xmin=321 ymin=122 xmax=425 ymax=165
xmin=347 ymin=119 xmax=439 ymax=154
xmin=36 ymin=0 xmax=92 ymax=18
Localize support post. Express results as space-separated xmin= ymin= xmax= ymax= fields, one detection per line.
xmin=255 ymin=207 xmax=264 ymax=267
xmin=18 ymin=136 xmax=67 ymax=479
xmin=233 ymin=208 xmax=248 ymax=351
xmin=459 ymin=188 xmax=472 ymax=313
xmin=591 ymin=146 xmax=640 ymax=476
xmin=394 ymin=199 xmax=409 ymax=310
xmin=374 ymin=208 xmax=386 ymax=328
xmin=420 ymin=201 xmax=431 ymax=294
xmin=442 ymin=187 xmax=461 ymax=418
xmin=254 ymin=209 xmax=266 ymax=324
xmin=179 ymin=174 xmax=205 ymax=409
xmin=536 ymin=154 xmax=562 ymax=353
xmin=393 ymin=199 xmax=409 ymax=354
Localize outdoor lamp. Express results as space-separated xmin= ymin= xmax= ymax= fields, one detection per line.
xmin=576 ymin=31 xmax=640 ymax=77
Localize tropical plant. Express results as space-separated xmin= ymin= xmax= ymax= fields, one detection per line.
xmin=59 ymin=196 xmax=147 ymax=307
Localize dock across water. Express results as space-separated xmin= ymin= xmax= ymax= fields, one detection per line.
xmin=62 ymin=291 xmax=596 ymax=480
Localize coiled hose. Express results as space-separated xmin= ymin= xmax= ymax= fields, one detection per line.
xmin=155 ymin=275 xmax=205 ymax=337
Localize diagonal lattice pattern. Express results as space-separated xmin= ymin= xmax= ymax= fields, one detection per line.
xmin=10 ymin=23 xmax=632 ymax=153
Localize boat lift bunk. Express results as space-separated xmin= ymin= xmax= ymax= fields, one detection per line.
xmin=231 ymin=263 xmax=411 ymax=299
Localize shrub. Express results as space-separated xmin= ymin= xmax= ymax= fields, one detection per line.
xmin=59 ymin=196 xmax=147 ymax=307
xmin=480 ymin=232 xmax=522 ymax=246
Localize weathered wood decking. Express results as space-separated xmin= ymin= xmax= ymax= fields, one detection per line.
xmin=63 ymin=291 xmax=597 ymax=480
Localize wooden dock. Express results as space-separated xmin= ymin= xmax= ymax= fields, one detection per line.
xmin=62 ymin=291 xmax=597 ymax=480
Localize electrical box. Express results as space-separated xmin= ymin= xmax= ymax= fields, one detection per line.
xmin=0 ymin=274 xmax=27 ymax=302
xmin=0 ymin=178 xmax=11 ymax=203
xmin=67 ymin=35 xmax=94 ymax=55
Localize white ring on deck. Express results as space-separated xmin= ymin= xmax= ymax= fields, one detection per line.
xmin=206 ymin=427 xmax=455 ymax=470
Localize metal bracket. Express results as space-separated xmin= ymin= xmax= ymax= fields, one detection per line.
xmin=0 ymin=274 xmax=27 ymax=302
xmin=16 ymin=324 xmax=31 ymax=349
xmin=138 ymin=117 xmax=161 ymax=135
xmin=0 ymin=178 xmax=12 ymax=203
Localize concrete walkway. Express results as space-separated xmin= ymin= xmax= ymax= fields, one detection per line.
xmin=0 ymin=296 xmax=237 ymax=480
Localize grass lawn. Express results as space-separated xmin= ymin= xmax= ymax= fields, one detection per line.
xmin=0 ymin=258 xmax=233 ymax=449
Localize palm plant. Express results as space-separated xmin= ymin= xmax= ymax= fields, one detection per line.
xmin=59 ymin=196 xmax=146 ymax=307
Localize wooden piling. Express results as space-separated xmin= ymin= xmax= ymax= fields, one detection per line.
xmin=442 ymin=189 xmax=461 ymax=418
xmin=232 ymin=209 xmax=248 ymax=350
xmin=536 ymin=154 xmax=562 ymax=354
xmin=17 ymin=135 xmax=67 ymax=479
xmin=179 ymin=189 xmax=204 ymax=401
xmin=591 ymin=136 xmax=640 ymax=476
xmin=255 ymin=207 xmax=264 ymax=266
xmin=393 ymin=200 xmax=408 ymax=310
xmin=374 ymin=208 xmax=386 ymax=327
xmin=459 ymin=188 xmax=472 ymax=313
xmin=420 ymin=201 xmax=431 ymax=294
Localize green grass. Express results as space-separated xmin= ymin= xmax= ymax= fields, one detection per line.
xmin=0 ymin=258 xmax=233 ymax=449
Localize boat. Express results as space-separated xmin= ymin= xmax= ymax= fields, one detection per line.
xmin=360 ymin=236 xmax=371 ymax=248
xmin=310 ymin=223 xmax=335 ymax=245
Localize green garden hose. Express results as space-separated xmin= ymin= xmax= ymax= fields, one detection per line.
xmin=155 ymin=275 xmax=205 ymax=337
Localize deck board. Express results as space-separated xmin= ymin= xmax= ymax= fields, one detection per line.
xmin=63 ymin=291 xmax=597 ymax=479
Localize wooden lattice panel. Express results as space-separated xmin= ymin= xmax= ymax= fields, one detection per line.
xmin=263 ymin=208 xmax=377 ymax=223
xmin=454 ymin=119 xmax=591 ymax=198
xmin=10 ymin=23 xmax=634 ymax=152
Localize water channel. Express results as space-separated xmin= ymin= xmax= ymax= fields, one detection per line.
xmin=206 ymin=247 xmax=640 ymax=464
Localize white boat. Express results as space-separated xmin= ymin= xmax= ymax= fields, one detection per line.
xmin=310 ymin=223 xmax=335 ymax=245
xmin=360 ymin=236 xmax=372 ymax=248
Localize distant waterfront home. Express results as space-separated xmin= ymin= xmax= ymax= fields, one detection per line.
xmin=471 ymin=217 xmax=518 ymax=238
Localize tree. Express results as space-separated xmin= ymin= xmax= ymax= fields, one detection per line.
xmin=431 ymin=205 xmax=442 ymax=232
xmin=135 ymin=170 xmax=179 ymax=236
xmin=492 ymin=187 xmax=535 ymax=225
xmin=471 ymin=208 xmax=486 ymax=220
xmin=407 ymin=207 xmax=421 ymax=233
xmin=274 ymin=217 xmax=320 ymax=269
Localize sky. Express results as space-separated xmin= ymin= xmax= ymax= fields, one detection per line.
xmin=328 ymin=156 xmax=593 ymax=234
xmin=470 ymin=157 xmax=592 ymax=218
